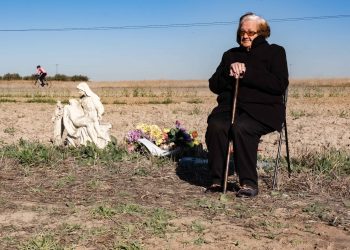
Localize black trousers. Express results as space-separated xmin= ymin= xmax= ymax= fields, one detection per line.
xmin=39 ymin=73 xmax=47 ymax=85
xmin=205 ymin=109 xmax=274 ymax=189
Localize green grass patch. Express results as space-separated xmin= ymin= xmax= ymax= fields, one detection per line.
xmin=0 ymin=98 xmax=17 ymax=103
xmin=26 ymin=98 xmax=57 ymax=104
xmin=0 ymin=139 xmax=129 ymax=168
xmin=291 ymin=148 xmax=350 ymax=175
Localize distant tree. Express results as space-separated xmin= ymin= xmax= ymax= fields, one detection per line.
xmin=2 ymin=73 xmax=22 ymax=80
xmin=51 ymin=74 xmax=69 ymax=81
xmin=71 ymin=75 xmax=89 ymax=82
xmin=22 ymin=74 xmax=37 ymax=80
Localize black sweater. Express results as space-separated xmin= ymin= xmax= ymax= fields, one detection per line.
xmin=209 ymin=36 xmax=289 ymax=131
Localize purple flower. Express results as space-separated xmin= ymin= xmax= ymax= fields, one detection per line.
xmin=182 ymin=132 xmax=192 ymax=142
xmin=125 ymin=129 xmax=143 ymax=143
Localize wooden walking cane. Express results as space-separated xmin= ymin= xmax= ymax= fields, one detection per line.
xmin=223 ymin=77 xmax=240 ymax=193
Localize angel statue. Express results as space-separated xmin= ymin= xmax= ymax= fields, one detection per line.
xmin=52 ymin=82 xmax=112 ymax=149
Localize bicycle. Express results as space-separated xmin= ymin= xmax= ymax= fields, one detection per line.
xmin=34 ymin=75 xmax=51 ymax=88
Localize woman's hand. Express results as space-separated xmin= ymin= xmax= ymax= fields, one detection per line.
xmin=230 ymin=62 xmax=246 ymax=78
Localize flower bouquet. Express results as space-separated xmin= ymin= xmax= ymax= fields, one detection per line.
xmin=125 ymin=120 xmax=201 ymax=156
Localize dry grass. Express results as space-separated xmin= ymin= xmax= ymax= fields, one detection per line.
xmin=0 ymin=79 xmax=349 ymax=249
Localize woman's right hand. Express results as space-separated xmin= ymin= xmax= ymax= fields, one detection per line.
xmin=229 ymin=62 xmax=246 ymax=78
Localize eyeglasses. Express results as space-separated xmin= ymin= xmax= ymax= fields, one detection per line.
xmin=239 ymin=30 xmax=258 ymax=37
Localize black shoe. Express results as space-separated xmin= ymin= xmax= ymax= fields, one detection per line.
xmin=205 ymin=184 xmax=223 ymax=193
xmin=236 ymin=185 xmax=258 ymax=198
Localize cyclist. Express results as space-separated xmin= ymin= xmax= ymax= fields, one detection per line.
xmin=36 ymin=65 xmax=47 ymax=86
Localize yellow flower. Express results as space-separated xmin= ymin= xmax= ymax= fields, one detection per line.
xmin=156 ymin=138 xmax=164 ymax=146
xmin=193 ymin=139 xmax=200 ymax=146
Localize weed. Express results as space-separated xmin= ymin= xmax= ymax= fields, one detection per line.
xmin=60 ymin=223 xmax=81 ymax=234
xmin=328 ymin=87 xmax=345 ymax=97
xmin=20 ymin=233 xmax=64 ymax=250
xmin=187 ymin=98 xmax=203 ymax=104
xmin=1 ymin=139 xmax=63 ymax=168
xmin=191 ymin=220 xmax=205 ymax=234
xmin=290 ymin=110 xmax=306 ymax=119
xmin=188 ymin=106 xmax=201 ymax=115
xmin=113 ymin=100 xmax=127 ymax=104
xmin=148 ymin=98 xmax=174 ymax=104
xmin=26 ymin=98 xmax=57 ymax=104
xmin=114 ymin=241 xmax=142 ymax=250
xmin=4 ymin=127 xmax=15 ymax=135
xmin=133 ymin=167 xmax=149 ymax=176
xmin=0 ymin=98 xmax=16 ymax=103
xmin=339 ymin=110 xmax=348 ymax=118
xmin=188 ymin=198 xmax=226 ymax=215
xmin=121 ymin=89 xmax=129 ymax=97
xmin=55 ymin=174 xmax=76 ymax=188
xmin=302 ymin=202 xmax=331 ymax=222
xmin=116 ymin=203 xmax=145 ymax=215
xmin=93 ymin=205 xmax=117 ymax=218
xmin=149 ymin=155 xmax=174 ymax=169
xmin=302 ymin=87 xmax=324 ymax=98
xmin=289 ymin=89 xmax=299 ymax=98
xmin=163 ymin=97 xmax=173 ymax=104
xmin=86 ymin=179 xmax=102 ymax=189
xmin=144 ymin=208 xmax=172 ymax=236
xmin=132 ymin=88 xmax=141 ymax=97
xmin=193 ymin=237 xmax=206 ymax=245
xmin=291 ymin=148 xmax=350 ymax=175
xmin=164 ymin=88 xmax=173 ymax=97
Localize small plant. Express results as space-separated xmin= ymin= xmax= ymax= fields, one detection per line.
xmin=60 ymin=223 xmax=81 ymax=234
xmin=113 ymin=100 xmax=127 ymax=104
xmin=0 ymin=98 xmax=16 ymax=103
xmin=189 ymin=106 xmax=201 ymax=115
xmin=193 ymin=236 xmax=206 ymax=245
xmin=114 ymin=241 xmax=142 ymax=250
xmin=187 ymin=98 xmax=203 ymax=104
xmin=191 ymin=220 xmax=205 ymax=234
xmin=4 ymin=127 xmax=15 ymax=135
xmin=290 ymin=110 xmax=306 ymax=119
xmin=116 ymin=203 xmax=145 ymax=215
xmin=55 ymin=174 xmax=76 ymax=188
xmin=291 ymin=148 xmax=350 ymax=175
xmin=93 ymin=205 xmax=117 ymax=218
xmin=162 ymin=97 xmax=173 ymax=104
xmin=20 ymin=233 xmax=64 ymax=250
xmin=133 ymin=167 xmax=149 ymax=176
xmin=144 ymin=208 xmax=172 ymax=236
xmin=121 ymin=89 xmax=130 ymax=97
xmin=26 ymin=98 xmax=57 ymax=104
xmin=339 ymin=110 xmax=348 ymax=118
xmin=86 ymin=179 xmax=101 ymax=189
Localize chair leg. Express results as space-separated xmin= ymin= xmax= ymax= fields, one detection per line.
xmin=284 ymin=119 xmax=292 ymax=177
xmin=272 ymin=130 xmax=283 ymax=189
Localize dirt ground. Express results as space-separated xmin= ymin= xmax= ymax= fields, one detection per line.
xmin=0 ymin=81 xmax=349 ymax=249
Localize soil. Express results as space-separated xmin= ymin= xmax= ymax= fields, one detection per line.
xmin=0 ymin=81 xmax=349 ymax=249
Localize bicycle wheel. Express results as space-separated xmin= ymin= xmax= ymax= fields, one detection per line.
xmin=33 ymin=79 xmax=41 ymax=88
xmin=44 ymin=79 xmax=51 ymax=88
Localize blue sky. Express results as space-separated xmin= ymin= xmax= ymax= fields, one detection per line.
xmin=1 ymin=0 xmax=349 ymax=81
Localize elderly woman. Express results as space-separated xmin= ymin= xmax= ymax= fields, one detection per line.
xmin=205 ymin=13 xmax=289 ymax=197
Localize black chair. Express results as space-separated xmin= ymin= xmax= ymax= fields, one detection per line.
xmin=272 ymin=90 xmax=292 ymax=189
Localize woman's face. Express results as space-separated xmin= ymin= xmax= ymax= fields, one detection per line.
xmin=239 ymin=20 xmax=259 ymax=50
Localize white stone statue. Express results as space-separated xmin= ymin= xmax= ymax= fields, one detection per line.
xmin=52 ymin=101 xmax=64 ymax=146
xmin=52 ymin=82 xmax=112 ymax=149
